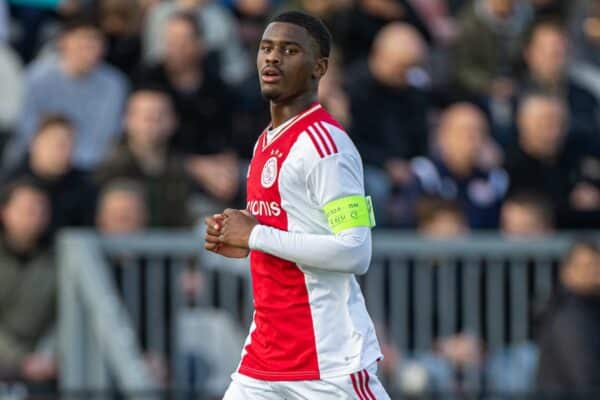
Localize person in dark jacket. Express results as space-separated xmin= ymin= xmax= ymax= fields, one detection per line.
xmin=406 ymin=103 xmax=508 ymax=229
xmin=1 ymin=114 xmax=97 ymax=236
xmin=0 ymin=179 xmax=56 ymax=386
xmin=536 ymin=240 xmax=600 ymax=398
xmin=95 ymin=87 xmax=192 ymax=227
xmin=504 ymin=92 xmax=600 ymax=228
xmin=346 ymin=22 xmax=431 ymax=225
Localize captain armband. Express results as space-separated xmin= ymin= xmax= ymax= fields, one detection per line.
xmin=323 ymin=195 xmax=376 ymax=234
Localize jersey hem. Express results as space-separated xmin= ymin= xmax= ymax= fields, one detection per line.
xmin=237 ymin=352 xmax=383 ymax=381
xmin=318 ymin=353 xmax=384 ymax=379
xmin=238 ymin=365 xmax=320 ymax=381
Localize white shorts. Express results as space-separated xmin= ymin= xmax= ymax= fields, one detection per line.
xmin=223 ymin=362 xmax=391 ymax=400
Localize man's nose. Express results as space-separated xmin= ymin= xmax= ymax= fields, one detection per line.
xmin=266 ymin=49 xmax=282 ymax=64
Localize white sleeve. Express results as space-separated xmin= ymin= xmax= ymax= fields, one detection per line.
xmin=248 ymin=152 xmax=372 ymax=275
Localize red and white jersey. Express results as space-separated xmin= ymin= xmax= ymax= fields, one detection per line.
xmin=239 ymin=103 xmax=383 ymax=381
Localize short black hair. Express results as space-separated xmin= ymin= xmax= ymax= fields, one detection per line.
xmin=270 ymin=11 xmax=331 ymax=58
xmin=61 ymin=14 xmax=101 ymax=35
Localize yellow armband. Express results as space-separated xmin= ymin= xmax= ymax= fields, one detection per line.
xmin=323 ymin=195 xmax=376 ymax=234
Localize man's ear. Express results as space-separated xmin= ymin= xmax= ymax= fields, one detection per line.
xmin=313 ymin=57 xmax=329 ymax=80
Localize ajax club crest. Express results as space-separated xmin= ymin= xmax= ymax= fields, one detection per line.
xmin=261 ymin=156 xmax=278 ymax=188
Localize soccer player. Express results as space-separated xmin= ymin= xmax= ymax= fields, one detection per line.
xmin=204 ymin=11 xmax=390 ymax=400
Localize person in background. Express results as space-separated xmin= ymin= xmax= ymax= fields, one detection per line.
xmin=136 ymin=13 xmax=240 ymax=211
xmin=2 ymin=114 xmax=96 ymax=236
xmin=415 ymin=196 xmax=469 ymax=237
xmin=97 ymin=0 xmax=143 ymax=79
xmin=143 ymin=0 xmax=250 ymax=84
xmin=406 ymin=102 xmax=508 ymax=229
xmin=7 ymin=16 xmax=129 ymax=171
xmin=500 ymin=191 xmax=554 ymax=237
xmin=536 ymin=240 xmax=600 ymax=395
xmin=0 ymin=179 xmax=56 ymax=388
xmin=346 ymin=22 xmax=431 ymax=225
xmin=95 ymin=87 xmax=192 ymax=227
xmin=95 ymin=179 xmax=148 ymax=235
xmin=452 ymin=0 xmax=532 ymax=96
xmin=520 ymin=19 xmax=600 ymax=155
xmin=333 ymin=0 xmax=432 ymax=66
xmin=505 ymin=92 xmax=600 ymax=228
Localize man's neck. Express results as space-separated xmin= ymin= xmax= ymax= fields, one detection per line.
xmin=61 ymin=59 xmax=92 ymax=78
xmin=270 ymin=92 xmax=317 ymax=128
xmin=166 ymin=62 xmax=202 ymax=91
xmin=4 ymin=233 xmax=37 ymax=256
xmin=130 ymin=142 xmax=168 ymax=174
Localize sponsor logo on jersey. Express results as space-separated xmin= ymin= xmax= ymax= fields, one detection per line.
xmin=247 ymin=200 xmax=282 ymax=217
xmin=261 ymin=156 xmax=278 ymax=188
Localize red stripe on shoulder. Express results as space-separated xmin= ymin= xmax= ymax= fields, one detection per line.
xmin=316 ymin=122 xmax=338 ymax=154
xmin=310 ymin=124 xmax=333 ymax=155
xmin=305 ymin=130 xmax=325 ymax=158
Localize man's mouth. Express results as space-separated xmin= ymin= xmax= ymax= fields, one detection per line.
xmin=261 ymin=67 xmax=282 ymax=83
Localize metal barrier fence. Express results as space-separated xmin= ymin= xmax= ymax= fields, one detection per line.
xmin=57 ymin=230 xmax=587 ymax=399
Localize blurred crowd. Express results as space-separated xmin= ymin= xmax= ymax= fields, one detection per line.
xmin=0 ymin=0 xmax=600 ymax=396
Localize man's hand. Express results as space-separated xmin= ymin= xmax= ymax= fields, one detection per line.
xmin=204 ymin=214 xmax=250 ymax=258
xmin=21 ymin=354 xmax=57 ymax=382
xmin=219 ymin=209 xmax=259 ymax=249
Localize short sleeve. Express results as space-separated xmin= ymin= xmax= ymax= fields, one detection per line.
xmin=306 ymin=152 xmax=365 ymax=208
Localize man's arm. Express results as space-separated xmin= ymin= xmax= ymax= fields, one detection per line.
xmin=249 ymin=225 xmax=371 ymax=275
xmin=219 ymin=151 xmax=374 ymax=274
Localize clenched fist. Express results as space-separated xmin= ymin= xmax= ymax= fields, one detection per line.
xmin=204 ymin=213 xmax=250 ymax=258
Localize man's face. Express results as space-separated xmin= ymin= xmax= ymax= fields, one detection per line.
xmin=500 ymin=203 xmax=549 ymax=237
xmin=31 ymin=124 xmax=74 ymax=177
xmin=126 ymin=92 xmax=176 ymax=147
xmin=562 ymin=245 xmax=600 ymax=296
xmin=2 ymin=187 xmax=49 ymax=243
xmin=257 ymin=22 xmax=326 ymax=103
xmin=518 ymin=97 xmax=566 ymax=158
xmin=164 ymin=18 xmax=202 ymax=69
xmin=526 ymin=27 xmax=567 ymax=82
xmin=60 ymin=28 xmax=104 ymax=74
xmin=438 ymin=107 xmax=486 ymax=169
xmin=97 ymin=191 xmax=147 ymax=234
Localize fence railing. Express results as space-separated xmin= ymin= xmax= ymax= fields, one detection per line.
xmin=57 ymin=230 xmax=589 ymax=398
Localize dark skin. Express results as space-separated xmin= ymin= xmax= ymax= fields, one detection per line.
xmin=204 ymin=21 xmax=328 ymax=258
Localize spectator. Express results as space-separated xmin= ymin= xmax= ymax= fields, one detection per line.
xmin=521 ymin=19 xmax=600 ymax=154
xmin=7 ymin=17 xmax=129 ymax=171
xmin=0 ymin=44 xmax=24 ymax=148
xmin=143 ymin=0 xmax=250 ymax=84
xmin=0 ymin=179 xmax=56 ymax=386
xmin=332 ymin=0 xmax=432 ymax=66
xmin=2 ymin=114 xmax=96 ymax=235
xmin=137 ymin=13 xmax=240 ymax=207
xmin=500 ymin=192 xmax=554 ymax=237
xmin=536 ymin=240 xmax=600 ymax=395
xmin=505 ymin=92 xmax=600 ymax=228
xmin=318 ymin=49 xmax=351 ymax=128
xmin=95 ymin=87 xmax=192 ymax=228
xmin=346 ymin=22 xmax=431 ymax=225
xmin=407 ymin=103 xmax=508 ymax=229
xmin=452 ymin=0 xmax=532 ymax=96
xmin=97 ymin=0 xmax=143 ymax=79
xmin=96 ymin=179 xmax=148 ymax=234
xmin=416 ymin=196 xmax=469 ymax=237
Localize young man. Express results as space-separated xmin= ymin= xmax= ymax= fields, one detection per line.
xmin=204 ymin=11 xmax=389 ymax=400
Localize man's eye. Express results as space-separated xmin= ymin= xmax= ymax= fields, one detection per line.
xmin=261 ymin=46 xmax=272 ymax=53
xmin=285 ymin=48 xmax=298 ymax=55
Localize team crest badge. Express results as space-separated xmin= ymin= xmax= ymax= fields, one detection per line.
xmin=261 ymin=156 xmax=278 ymax=188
